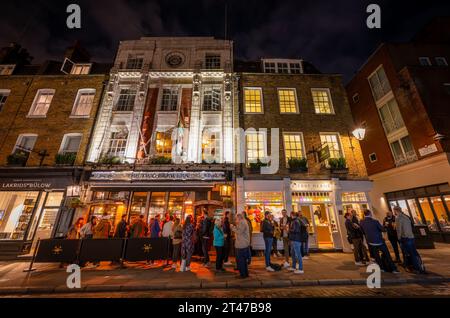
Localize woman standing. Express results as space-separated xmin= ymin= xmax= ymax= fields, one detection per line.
xmin=213 ymin=218 xmax=225 ymax=272
xmin=66 ymin=217 xmax=84 ymax=239
xmin=181 ymin=215 xmax=195 ymax=272
xmin=171 ymin=217 xmax=183 ymax=269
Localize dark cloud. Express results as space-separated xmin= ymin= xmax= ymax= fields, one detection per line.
xmin=0 ymin=0 xmax=449 ymax=81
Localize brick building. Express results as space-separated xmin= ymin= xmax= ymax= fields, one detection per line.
xmin=0 ymin=43 xmax=110 ymax=257
xmin=235 ymin=58 xmax=370 ymax=252
xmin=346 ymin=18 xmax=450 ymax=243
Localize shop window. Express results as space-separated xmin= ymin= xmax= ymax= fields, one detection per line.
xmin=390 ymin=135 xmax=417 ymax=166
xmin=28 ymin=89 xmax=55 ymax=117
xmin=0 ymin=191 xmax=40 ymax=240
xmin=312 ymin=89 xmax=334 ymax=114
xmin=148 ymin=192 xmax=166 ymax=222
xmin=319 ymin=133 xmax=343 ymax=160
xmin=246 ymin=131 xmax=266 ymax=164
xmin=278 ymin=89 xmax=298 ymax=113
xmin=59 ymin=134 xmax=82 ymax=155
xmin=406 ymin=199 xmax=424 ymax=225
xmin=71 ymin=89 xmax=95 ymax=117
xmin=202 ymin=85 xmax=221 ymax=111
xmin=378 ymin=98 xmax=405 ymax=135
xmin=155 ymin=131 xmax=173 ymax=158
xmin=33 ymin=192 xmax=64 ymax=241
xmin=130 ymin=192 xmax=147 ymax=222
xmin=114 ymin=89 xmax=136 ymax=111
xmin=168 ymin=192 xmax=184 ymax=219
xmin=368 ymin=66 xmax=391 ymax=102
xmin=160 ymin=88 xmax=178 ymax=111
xmin=126 ymin=53 xmax=144 ymax=70
xmin=342 ymin=192 xmax=367 ymax=202
xmin=430 ymin=196 xmax=450 ymax=232
xmin=70 ymin=63 xmax=91 ymax=75
xmin=0 ymin=89 xmax=10 ymax=112
xmin=107 ymin=130 xmax=128 ymax=157
xmin=244 ymin=88 xmax=263 ymax=113
xmin=245 ymin=191 xmax=284 ymax=232
xmin=205 ymin=54 xmax=221 ymax=69
xmin=283 ymin=133 xmax=305 ymax=165
xmin=202 ymin=129 xmax=221 ymax=163
xmin=418 ymin=198 xmax=439 ymax=232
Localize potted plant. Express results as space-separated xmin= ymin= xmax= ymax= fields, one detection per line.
xmin=288 ymin=157 xmax=308 ymax=172
xmin=69 ymin=197 xmax=84 ymax=209
xmin=98 ymin=155 xmax=122 ymax=165
xmin=55 ymin=152 xmax=76 ymax=166
xmin=150 ymin=156 xmax=172 ymax=164
xmin=248 ymin=159 xmax=268 ymax=173
xmin=328 ymin=157 xmax=349 ymax=175
xmin=6 ymin=151 xmax=29 ymax=166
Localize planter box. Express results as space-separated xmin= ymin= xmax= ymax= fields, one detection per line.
xmin=289 ymin=167 xmax=308 ymax=173
xmin=330 ymin=168 xmax=349 ymax=174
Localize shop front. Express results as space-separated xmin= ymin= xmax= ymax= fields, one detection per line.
xmin=0 ymin=168 xmax=82 ymax=258
xmin=74 ymin=169 xmax=234 ymax=233
xmin=236 ymin=177 xmax=373 ymax=252
xmin=385 ymin=183 xmax=450 ymax=243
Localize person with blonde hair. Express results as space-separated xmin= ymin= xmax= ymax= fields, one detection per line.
xmin=213 ymin=218 xmax=225 ymax=272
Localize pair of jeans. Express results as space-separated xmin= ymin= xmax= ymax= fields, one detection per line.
xmin=400 ymin=238 xmax=422 ymax=272
xmin=236 ymin=247 xmax=250 ymax=277
xmin=282 ymin=237 xmax=290 ymax=262
xmin=352 ymin=238 xmax=368 ymax=263
xmin=201 ymin=237 xmax=210 ymax=263
xmin=223 ymin=239 xmax=231 ymax=263
xmin=264 ymin=237 xmax=273 ymax=267
xmin=290 ymin=241 xmax=303 ymax=270
xmin=215 ymin=246 xmax=224 ymax=270
xmin=370 ymin=243 xmax=398 ymax=272
xmin=388 ymin=237 xmax=401 ymax=261
xmin=172 ymin=243 xmax=181 ymax=263
xmin=183 ymin=250 xmax=193 ymax=267
xmin=301 ymin=237 xmax=309 ymax=257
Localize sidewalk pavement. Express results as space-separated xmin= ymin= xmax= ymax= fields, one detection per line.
xmin=0 ymin=243 xmax=449 ymax=295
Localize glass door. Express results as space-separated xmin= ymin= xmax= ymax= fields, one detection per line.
xmin=297 ymin=205 xmax=317 ymax=248
xmin=312 ymin=203 xmax=334 ymax=249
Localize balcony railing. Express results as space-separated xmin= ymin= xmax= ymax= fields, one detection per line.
xmin=394 ymin=151 xmax=418 ymax=167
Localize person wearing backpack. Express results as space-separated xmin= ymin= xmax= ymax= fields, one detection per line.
xmin=393 ymin=206 xmax=425 ymax=274
xmin=288 ymin=212 xmax=304 ymax=274
xmin=171 ymin=217 xmax=183 ymax=269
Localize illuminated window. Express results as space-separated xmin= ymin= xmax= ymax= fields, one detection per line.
xmin=115 ymin=89 xmax=136 ymax=111
xmin=312 ymin=89 xmax=334 ymax=114
xmin=107 ymin=131 xmax=128 ymax=157
xmin=246 ymin=132 xmax=266 ymax=164
xmin=368 ymin=66 xmax=391 ymax=102
xmin=202 ymin=130 xmax=221 ymax=162
xmin=202 ymin=86 xmax=221 ymax=111
xmin=70 ymin=63 xmax=91 ymax=75
xmin=161 ymin=88 xmax=178 ymax=111
xmin=28 ymin=89 xmax=55 ymax=117
xmin=155 ymin=131 xmax=173 ymax=157
xmin=278 ymin=89 xmax=298 ymax=113
xmin=283 ymin=133 xmax=304 ymax=164
xmin=244 ymin=88 xmax=263 ymax=113
xmin=320 ymin=133 xmax=342 ymax=159
xmin=71 ymin=89 xmax=95 ymax=117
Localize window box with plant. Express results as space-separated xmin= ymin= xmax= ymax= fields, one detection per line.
xmin=7 ymin=150 xmax=29 ymax=166
xmin=287 ymin=157 xmax=308 ymax=172
xmin=328 ymin=157 xmax=349 ymax=174
xmin=98 ymin=155 xmax=122 ymax=165
xmin=55 ymin=152 xmax=77 ymax=166
xmin=248 ymin=159 xmax=268 ymax=173
xmin=150 ymin=156 xmax=172 ymax=164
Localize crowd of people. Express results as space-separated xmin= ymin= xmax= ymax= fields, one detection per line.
xmin=65 ymin=206 xmax=425 ymax=277
xmin=344 ymin=206 xmax=425 ymax=274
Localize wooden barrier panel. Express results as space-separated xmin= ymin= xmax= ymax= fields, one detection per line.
xmin=34 ymin=239 xmax=80 ymax=263
xmin=124 ymin=238 xmax=170 ymax=261
xmin=78 ymin=238 xmax=125 ymax=262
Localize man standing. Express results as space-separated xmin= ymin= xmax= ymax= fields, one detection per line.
xmin=360 ymin=210 xmax=399 ymax=273
xmin=232 ymin=213 xmax=250 ymax=278
xmin=222 ymin=211 xmax=232 ymax=266
xmin=129 ymin=215 xmax=148 ymax=238
xmin=393 ymin=206 xmax=425 ymax=274
xmin=242 ymin=211 xmax=253 ymax=265
xmin=200 ymin=210 xmax=212 ymax=267
xmin=288 ymin=212 xmax=304 ymax=274
xmin=279 ymin=209 xmax=291 ymax=268
xmin=345 ymin=212 xmax=368 ymax=266
xmin=93 ymin=212 xmax=112 ymax=239
xmin=383 ymin=211 xmax=401 ymax=263
xmin=114 ymin=214 xmax=128 ymax=238
xmin=261 ymin=211 xmax=275 ymax=272
xmin=298 ymin=211 xmax=310 ymax=259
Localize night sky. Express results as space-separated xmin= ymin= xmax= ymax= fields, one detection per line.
xmin=1 ymin=0 xmax=450 ymax=81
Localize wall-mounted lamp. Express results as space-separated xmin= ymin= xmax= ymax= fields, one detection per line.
xmin=219 ymin=184 xmax=232 ymax=197
xmin=352 ymin=128 xmax=366 ymax=141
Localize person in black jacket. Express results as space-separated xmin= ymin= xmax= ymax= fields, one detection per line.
xmin=288 ymin=212 xmax=304 ymax=274
xmin=114 ymin=214 xmax=128 ymax=238
xmin=222 ymin=211 xmax=232 ymax=265
xmin=200 ymin=210 xmax=212 ymax=267
xmin=261 ymin=211 xmax=275 ymax=272
xmin=345 ymin=212 xmax=368 ymax=266
xmin=383 ymin=211 xmax=401 ymax=263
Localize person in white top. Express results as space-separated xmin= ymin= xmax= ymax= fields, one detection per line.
xmin=162 ymin=215 xmax=174 ymax=266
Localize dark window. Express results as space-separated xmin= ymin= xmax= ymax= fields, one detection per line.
xmin=161 ymin=88 xmax=178 ymax=111
xmin=369 ymin=153 xmax=377 ymax=163
xmin=126 ymin=54 xmax=144 ymax=70
xmin=115 ymin=89 xmax=136 ymax=111
xmin=205 ymin=54 xmax=221 ymax=69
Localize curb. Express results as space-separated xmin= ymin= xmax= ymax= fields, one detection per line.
xmin=0 ymin=276 xmax=448 ymax=295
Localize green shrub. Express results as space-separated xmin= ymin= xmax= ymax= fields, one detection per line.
xmin=98 ymin=156 xmax=122 ymax=164
xmin=288 ymin=157 xmax=308 ymax=170
xmin=150 ymin=156 xmax=172 ymax=164
xmin=55 ymin=152 xmax=76 ymax=165
xmin=7 ymin=151 xmax=28 ymax=166
xmin=328 ymin=157 xmax=347 ymax=169
xmin=248 ymin=159 xmax=268 ymax=170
